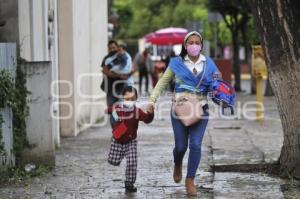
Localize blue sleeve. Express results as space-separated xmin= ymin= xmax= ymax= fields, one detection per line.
xmin=207 ymin=57 xmax=220 ymax=74
xmin=119 ymin=53 xmax=132 ymax=73
xmin=109 ymin=53 xmax=132 ymax=74
xmin=105 ymin=54 xmax=117 ymax=66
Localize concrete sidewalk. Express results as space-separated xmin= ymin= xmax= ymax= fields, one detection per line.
xmin=207 ymin=94 xmax=284 ymax=199
xmin=0 ymin=93 xmax=299 ymax=198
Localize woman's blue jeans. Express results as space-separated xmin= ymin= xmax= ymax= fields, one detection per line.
xmin=171 ymin=105 xmax=209 ymax=178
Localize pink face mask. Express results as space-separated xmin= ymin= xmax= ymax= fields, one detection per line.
xmin=186 ymin=44 xmax=201 ymax=57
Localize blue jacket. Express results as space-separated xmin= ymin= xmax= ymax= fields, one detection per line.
xmin=169 ymin=56 xmax=220 ymax=94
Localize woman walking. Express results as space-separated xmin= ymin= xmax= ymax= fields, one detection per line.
xmin=147 ymin=31 xmax=221 ymax=196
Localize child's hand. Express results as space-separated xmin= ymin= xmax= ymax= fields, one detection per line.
xmin=147 ymin=102 xmax=154 ymax=114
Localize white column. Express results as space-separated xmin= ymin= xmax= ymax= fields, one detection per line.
xmin=18 ymin=0 xmax=50 ymax=61
xmin=18 ymin=0 xmax=31 ymax=60
xmin=57 ymin=0 xmax=76 ymax=137
xmin=89 ymin=0 xmax=108 ymax=125
xmin=57 ymin=0 xmax=108 ymax=136
xmin=49 ymin=0 xmax=60 ymax=146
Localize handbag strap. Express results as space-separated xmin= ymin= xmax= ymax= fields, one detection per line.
xmin=195 ymin=60 xmax=206 ymax=89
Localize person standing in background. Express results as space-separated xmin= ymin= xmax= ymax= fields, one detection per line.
xmin=101 ymin=40 xmax=121 ymax=107
xmin=101 ymin=41 xmax=134 ymax=127
xmin=133 ymin=48 xmax=152 ymax=95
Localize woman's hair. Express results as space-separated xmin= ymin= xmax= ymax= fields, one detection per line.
xmin=122 ymin=86 xmax=138 ymax=98
xmin=179 ymin=43 xmax=188 ymax=59
xmin=179 ymin=31 xmax=203 ymax=59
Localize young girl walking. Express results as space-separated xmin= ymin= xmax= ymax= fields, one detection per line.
xmin=106 ymin=86 xmax=154 ymax=192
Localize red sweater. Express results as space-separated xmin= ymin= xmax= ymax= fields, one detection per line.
xmin=107 ymin=105 xmax=154 ymax=143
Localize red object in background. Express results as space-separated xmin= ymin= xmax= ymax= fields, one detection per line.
xmin=214 ymin=59 xmax=232 ymax=83
xmin=151 ymin=60 xmax=167 ymax=87
xmin=144 ymin=27 xmax=188 ymax=45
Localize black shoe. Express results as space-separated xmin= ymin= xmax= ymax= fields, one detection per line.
xmin=125 ymin=185 xmax=137 ymax=192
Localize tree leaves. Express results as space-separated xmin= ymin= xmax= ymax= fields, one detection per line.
xmin=113 ymin=0 xmax=212 ymax=39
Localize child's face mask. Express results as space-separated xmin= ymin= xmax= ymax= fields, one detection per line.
xmin=123 ymin=91 xmax=137 ymax=108
xmin=122 ymin=100 xmax=136 ymax=108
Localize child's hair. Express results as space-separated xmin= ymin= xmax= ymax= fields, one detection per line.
xmin=122 ymin=86 xmax=138 ymax=98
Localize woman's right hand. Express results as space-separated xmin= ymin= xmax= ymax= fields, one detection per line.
xmin=213 ymin=71 xmax=222 ymax=80
xmin=147 ymin=102 xmax=154 ymax=114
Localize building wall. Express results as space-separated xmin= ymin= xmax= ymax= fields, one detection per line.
xmin=0 ymin=0 xmax=108 ymax=168
xmin=1 ymin=0 xmax=58 ymax=166
xmin=18 ymin=0 xmax=49 ymax=62
xmin=0 ymin=0 xmax=19 ymax=42
xmin=21 ymin=62 xmax=55 ymax=166
xmin=58 ymin=0 xmax=107 ymax=136
xmin=17 ymin=0 xmax=58 ymax=164
xmin=18 ymin=0 xmax=31 ymax=59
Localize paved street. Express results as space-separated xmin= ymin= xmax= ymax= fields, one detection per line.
xmin=1 ymin=0 xmax=300 ymax=198
xmin=1 ymin=93 xmax=299 ymax=198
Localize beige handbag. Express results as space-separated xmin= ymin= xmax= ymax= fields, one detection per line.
xmin=173 ymin=63 xmax=206 ymax=126
xmin=174 ymin=94 xmax=204 ymax=126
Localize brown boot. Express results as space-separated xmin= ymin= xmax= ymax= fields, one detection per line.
xmin=173 ymin=164 xmax=182 ymax=183
xmin=185 ymin=178 xmax=197 ymax=196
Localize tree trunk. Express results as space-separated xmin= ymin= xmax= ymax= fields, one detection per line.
xmin=232 ymin=30 xmax=241 ymax=91
xmin=264 ymin=76 xmax=274 ymax=96
xmin=253 ymin=0 xmax=300 ymax=178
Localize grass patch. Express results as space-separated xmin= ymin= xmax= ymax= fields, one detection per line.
xmin=0 ymin=165 xmax=51 ymax=186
